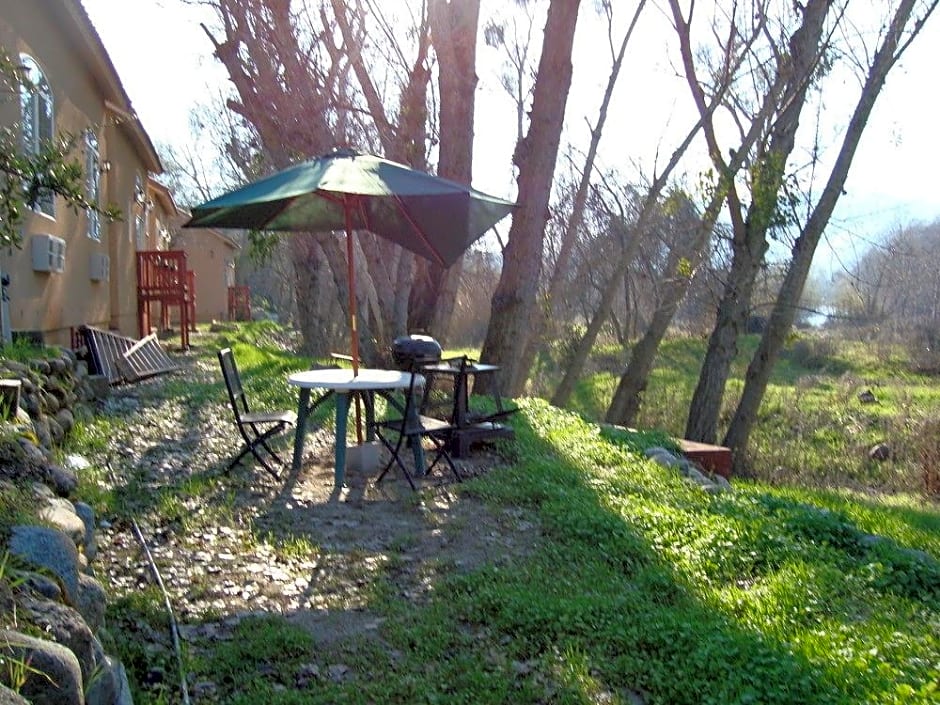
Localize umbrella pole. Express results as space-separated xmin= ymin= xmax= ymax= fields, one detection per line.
xmin=345 ymin=206 xmax=364 ymax=445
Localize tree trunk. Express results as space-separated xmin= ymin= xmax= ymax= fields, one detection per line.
xmin=724 ymin=0 xmax=938 ymax=461
xmin=551 ymin=265 xmax=623 ymax=407
xmin=605 ymin=196 xmax=721 ymax=426
xmin=684 ymin=0 xmax=831 ymax=444
xmin=479 ymin=0 xmax=582 ymax=396
xmin=407 ymin=0 xmax=482 ymax=343
xmin=517 ymin=2 xmax=646 ymax=379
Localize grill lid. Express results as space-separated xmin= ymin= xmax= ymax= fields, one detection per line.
xmin=392 ymin=334 xmax=442 ymax=368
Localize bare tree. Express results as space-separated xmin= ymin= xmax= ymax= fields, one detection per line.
xmin=684 ymin=0 xmax=836 ymax=444
xmin=197 ymin=0 xmax=443 ymax=360
xmin=726 ymin=0 xmax=940 ymax=462
xmin=516 ymin=0 xmax=648 ymax=388
xmin=479 ymin=0 xmax=582 ymax=396
xmin=559 ymin=1 xmax=769 ymax=412
xmin=407 ymin=0 xmax=483 ymax=341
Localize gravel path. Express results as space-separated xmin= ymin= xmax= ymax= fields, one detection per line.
xmin=91 ymin=342 xmax=533 ymax=699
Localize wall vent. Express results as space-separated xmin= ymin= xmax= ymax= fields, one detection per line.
xmin=30 ymin=234 xmax=66 ymax=273
xmin=89 ymin=253 xmax=110 ymax=282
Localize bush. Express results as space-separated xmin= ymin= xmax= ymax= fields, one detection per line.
xmin=787 ymin=336 xmax=838 ymax=370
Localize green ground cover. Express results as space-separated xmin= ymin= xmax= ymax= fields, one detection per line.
xmin=46 ymin=324 xmax=940 ymax=703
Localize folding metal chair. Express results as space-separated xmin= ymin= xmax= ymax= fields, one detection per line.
xmin=372 ymin=364 xmax=462 ymax=490
xmin=218 ymin=348 xmax=296 ymax=478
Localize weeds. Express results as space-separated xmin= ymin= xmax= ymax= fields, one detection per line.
xmin=57 ymin=323 xmax=940 ymax=704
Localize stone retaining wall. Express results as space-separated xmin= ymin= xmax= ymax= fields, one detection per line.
xmin=0 ymin=348 xmax=132 ymax=705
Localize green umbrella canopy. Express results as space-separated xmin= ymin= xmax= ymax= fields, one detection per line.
xmin=184 ymin=148 xmax=516 ymax=268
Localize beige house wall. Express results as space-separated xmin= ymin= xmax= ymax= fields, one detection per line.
xmin=0 ymin=0 xmax=162 ymax=347
xmin=173 ymin=224 xmax=240 ymax=323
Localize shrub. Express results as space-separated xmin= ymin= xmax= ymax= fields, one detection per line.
xmin=787 ymin=336 xmax=838 ymax=370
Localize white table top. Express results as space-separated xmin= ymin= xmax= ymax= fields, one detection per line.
xmin=288 ymin=367 xmax=422 ymax=391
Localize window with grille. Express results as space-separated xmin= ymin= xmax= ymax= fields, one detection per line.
xmin=84 ymin=130 xmax=101 ymax=241
xmin=18 ymin=54 xmax=55 ymax=217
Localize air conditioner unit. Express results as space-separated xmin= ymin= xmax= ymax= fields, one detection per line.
xmin=30 ymin=234 xmax=66 ymax=273
xmin=89 ymin=253 xmax=110 ymax=282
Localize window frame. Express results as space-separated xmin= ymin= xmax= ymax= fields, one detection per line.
xmin=18 ymin=53 xmax=55 ymax=218
xmin=84 ymin=129 xmax=101 ymax=241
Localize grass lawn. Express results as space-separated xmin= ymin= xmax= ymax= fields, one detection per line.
xmin=60 ymin=323 xmax=940 ymax=703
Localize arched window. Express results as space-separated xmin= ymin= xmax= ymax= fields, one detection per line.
xmin=18 ymin=54 xmax=55 ymax=217
xmin=134 ymin=174 xmax=146 ymax=249
xmin=84 ymin=130 xmax=101 ymax=241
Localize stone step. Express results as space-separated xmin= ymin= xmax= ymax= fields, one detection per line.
xmin=678 ymin=439 xmax=732 ymax=478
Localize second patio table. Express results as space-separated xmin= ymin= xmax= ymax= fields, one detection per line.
xmin=288 ymin=367 xmax=424 ymax=487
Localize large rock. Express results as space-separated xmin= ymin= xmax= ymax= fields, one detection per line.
xmin=55 ymin=408 xmax=75 ymax=436
xmin=44 ymin=463 xmax=78 ymax=497
xmin=47 ymin=416 xmax=65 ymax=445
xmin=8 ymin=526 xmax=81 ymax=605
xmin=0 ymin=684 xmax=30 ymax=704
xmin=86 ymin=655 xmax=134 ymax=705
xmin=76 ymin=574 xmax=107 ymax=634
xmin=37 ymin=497 xmax=86 ymax=546
xmin=0 ymin=630 xmax=83 ymax=705
xmin=73 ymin=502 xmax=97 ymax=561
xmin=31 ymin=416 xmax=52 ymax=451
xmin=19 ymin=596 xmax=101 ymax=683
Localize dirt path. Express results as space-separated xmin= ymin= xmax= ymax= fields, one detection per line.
xmin=93 ymin=344 xmax=534 ymax=695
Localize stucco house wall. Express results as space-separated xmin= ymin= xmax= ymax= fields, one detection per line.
xmin=0 ymin=0 xmax=162 ymax=346
xmin=172 ymin=219 xmax=241 ymax=324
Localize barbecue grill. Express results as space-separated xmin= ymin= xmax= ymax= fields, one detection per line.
xmin=391 ymin=334 xmax=442 ymax=369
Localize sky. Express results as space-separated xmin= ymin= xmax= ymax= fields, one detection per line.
xmin=81 ymin=0 xmax=940 ymax=279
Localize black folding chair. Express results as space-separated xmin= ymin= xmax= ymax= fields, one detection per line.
xmin=218 ymin=348 xmax=296 ymax=479
xmin=372 ymin=364 xmax=462 ymax=490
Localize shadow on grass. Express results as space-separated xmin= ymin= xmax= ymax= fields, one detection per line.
xmin=100 ymin=350 xmax=938 ymax=704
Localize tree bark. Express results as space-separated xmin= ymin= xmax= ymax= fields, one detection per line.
xmin=724 ymin=0 xmax=939 ymax=461
xmin=517 ymin=2 xmax=646 ymax=380
xmin=684 ymin=0 xmax=832 ymax=444
xmin=407 ymin=0 xmax=482 ymax=343
xmin=479 ymin=0 xmax=582 ymax=396
xmin=551 ymin=260 xmax=624 ymax=407
xmin=554 ymin=0 xmax=767 ymax=413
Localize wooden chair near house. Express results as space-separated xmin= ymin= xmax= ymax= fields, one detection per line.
xmin=136 ymin=250 xmax=194 ymax=349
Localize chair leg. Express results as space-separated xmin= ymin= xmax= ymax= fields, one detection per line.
xmin=375 ymin=431 xmax=417 ymax=490
xmin=426 ymin=436 xmax=462 ymax=483
xmin=229 ymin=422 xmax=290 ymax=479
xmin=249 ymin=444 xmax=281 ymax=479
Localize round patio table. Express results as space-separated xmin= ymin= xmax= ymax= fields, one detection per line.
xmin=288 ymin=368 xmax=425 ymax=487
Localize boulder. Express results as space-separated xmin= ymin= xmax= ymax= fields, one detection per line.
xmin=644 ymin=446 xmax=683 ymax=469
xmin=19 ymin=596 xmax=101 ymax=683
xmin=73 ymin=502 xmax=97 ymax=561
xmin=55 ymin=408 xmax=75 ymax=436
xmin=8 ymin=525 xmax=81 ymax=605
xmin=76 ymin=574 xmax=107 ymax=633
xmin=23 ymin=572 xmax=62 ymax=602
xmin=0 ymin=629 xmax=83 ymax=705
xmin=86 ymin=655 xmax=134 ymax=705
xmin=37 ymin=498 xmax=86 ymax=546
xmin=44 ymin=463 xmax=78 ymax=497
xmin=31 ymin=417 xmax=52 ymax=451
xmin=47 ymin=416 xmax=64 ymax=445
xmin=0 ymin=684 xmax=30 ymax=704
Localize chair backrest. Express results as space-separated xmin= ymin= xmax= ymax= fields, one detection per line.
xmin=218 ymin=348 xmax=249 ymax=420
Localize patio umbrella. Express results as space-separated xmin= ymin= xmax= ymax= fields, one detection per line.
xmin=184 ymin=148 xmax=515 ymax=439
xmin=185 ymin=148 xmax=515 ymax=369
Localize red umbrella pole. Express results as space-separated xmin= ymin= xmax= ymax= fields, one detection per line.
xmin=345 ymin=203 xmax=363 ymax=444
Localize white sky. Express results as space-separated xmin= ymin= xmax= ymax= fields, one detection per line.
xmin=82 ymin=0 xmax=940 ymax=278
